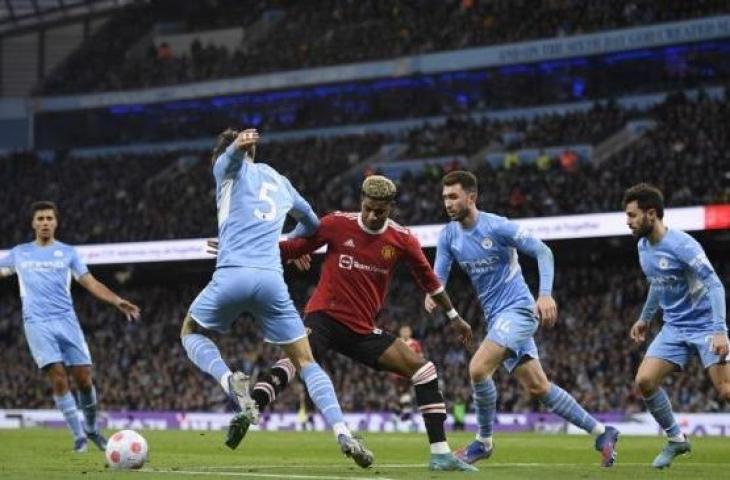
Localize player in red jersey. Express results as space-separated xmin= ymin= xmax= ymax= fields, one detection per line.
xmin=399 ymin=325 xmax=423 ymax=356
xmin=234 ymin=176 xmax=476 ymax=472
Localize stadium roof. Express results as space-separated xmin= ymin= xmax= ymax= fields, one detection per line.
xmin=0 ymin=0 xmax=138 ymax=35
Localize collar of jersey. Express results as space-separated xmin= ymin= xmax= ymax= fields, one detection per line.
xmin=357 ymin=214 xmax=389 ymax=235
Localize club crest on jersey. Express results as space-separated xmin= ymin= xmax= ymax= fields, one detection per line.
xmin=658 ymin=257 xmax=670 ymax=270
xmin=481 ymin=237 xmax=493 ymax=249
xmin=343 ymin=239 xmax=355 ymax=248
xmin=381 ymin=245 xmax=396 ymax=260
xmin=53 ymin=250 xmax=64 ymax=257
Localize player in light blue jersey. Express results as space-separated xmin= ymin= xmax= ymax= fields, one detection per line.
xmin=0 ymin=201 xmax=141 ymax=453
xmin=425 ymin=171 xmax=619 ymax=467
xmin=624 ymin=183 xmax=729 ymax=468
xmin=179 ymin=129 xmax=373 ymax=467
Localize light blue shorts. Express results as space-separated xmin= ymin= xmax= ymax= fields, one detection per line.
xmin=189 ymin=266 xmax=307 ymax=345
xmin=24 ymin=315 xmax=92 ymax=369
xmin=646 ymin=324 xmax=727 ymax=369
xmin=486 ymin=307 xmax=540 ymax=373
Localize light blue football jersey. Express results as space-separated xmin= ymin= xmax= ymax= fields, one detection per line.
xmin=434 ymin=211 xmax=553 ymax=323
xmin=0 ymin=241 xmax=88 ymax=323
xmin=638 ymin=228 xmax=726 ymax=332
xmin=213 ymin=143 xmax=319 ymax=271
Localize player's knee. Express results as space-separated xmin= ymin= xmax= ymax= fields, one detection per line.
xmin=404 ymin=357 xmax=428 ymax=379
xmin=526 ymin=379 xmax=550 ymax=399
xmin=468 ymin=358 xmax=493 ymax=383
xmin=180 ymin=314 xmax=200 ymax=339
xmin=75 ymin=372 xmax=93 ymax=390
xmin=634 ymin=372 xmax=658 ymax=396
xmin=46 ymin=368 xmax=69 ymax=394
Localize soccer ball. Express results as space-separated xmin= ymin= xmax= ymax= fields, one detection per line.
xmin=105 ymin=429 xmax=148 ymax=469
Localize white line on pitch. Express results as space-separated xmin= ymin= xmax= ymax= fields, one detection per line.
xmin=195 ymin=461 xmax=730 ymax=469
xmin=137 ymin=469 xmax=396 ymax=480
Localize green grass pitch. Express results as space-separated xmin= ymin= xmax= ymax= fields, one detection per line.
xmin=0 ymin=429 xmax=727 ymax=479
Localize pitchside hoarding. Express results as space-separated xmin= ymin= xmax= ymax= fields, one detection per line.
xmin=1 ymin=205 xmax=726 ymax=266
xmin=2 ymin=410 xmax=729 ymax=437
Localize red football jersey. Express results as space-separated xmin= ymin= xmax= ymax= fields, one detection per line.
xmin=280 ymin=212 xmax=443 ymax=334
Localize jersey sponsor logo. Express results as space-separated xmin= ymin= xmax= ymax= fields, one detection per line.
xmin=381 ymin=245 xmax=396 ymax=260
xmin=481 ymin=237 xmax=493 ymax=249
xmin=19 ymin=260 xmax=65 ymax=271
xmin=53 ymin=250 xmax=64 ymax=258
xmin=338 ymin=254 xmax=388 ymax=275
xmin=343 ymin=239 xmax=355 ymax=248
xmin=459 ymin=257 xmax=500 ymax=274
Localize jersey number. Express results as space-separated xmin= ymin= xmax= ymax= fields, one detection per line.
xmin=254 ymin=182 xmax=278 ymax=221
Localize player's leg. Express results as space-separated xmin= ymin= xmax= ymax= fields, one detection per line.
xmin=281 ymin=337 xmax=374 ymax=468
xmin=515 ymin=358 xmax=604 ymax=434
xmin=636 ymin=357 xmax=682 ymax=438
xmin=514 ymin=357 xmax=618 ymax=466
xmin=180 ymin=315 xmax=234 ymax=395
xmin=62 ymin=316 xmax=106 ymax=450
xmin=453 ymin=338 xmax=508 ymax=464
xmin=637 ymin=326 xmax=691 ymax=468
xmin=374 ymin=338 xmax=476 ymax=472
xmin=250 ymin=357 xmax=297 ymax=411
xmin=180 ymin=270 xmax=247 ymax=408
xmin=708 ymin=362 xmax=730 ymax=403
xmin=249 ymin=273 xmax=373 ymax=468
xmin=68 ymin=365 xmax=107 ymax=450
xmin=250 ymin=313 xmax=334 ymax=413
xmin=25 ymin=321 xmax=86 ymax=450
xmin=44 ymin=362 xmax=87 ymax=451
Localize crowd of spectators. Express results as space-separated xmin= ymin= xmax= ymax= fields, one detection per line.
xmin=4 ymin=92 xmax=729 ymax=248
xmin=395 ymin=91 xmax=730 ymax=222
xmin=36 ymin=41 xmax=730 ymax=149
xmin=1 ymin=242 xmax=727 ymax=415
xmin=37 ymin=0 xmax=728 ymax=94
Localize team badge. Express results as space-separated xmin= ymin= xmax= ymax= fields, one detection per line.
xmin=381 ymin=245 xmax=396 ymax=260
xmin=481 ymin=237 xmax=493 ymax=249
xmin=658 ymin=257 xmax=670 ymax=270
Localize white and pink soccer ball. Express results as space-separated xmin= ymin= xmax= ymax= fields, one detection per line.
xmin=105 ymin=429 xmax=149 ymax=469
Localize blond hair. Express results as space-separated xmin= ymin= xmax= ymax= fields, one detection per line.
xmin=361 ymin=175 xmax=397 ymax=201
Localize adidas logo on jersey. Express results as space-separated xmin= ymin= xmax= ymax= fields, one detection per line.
xmin=343 ymin=239 xmax=355 ymax=248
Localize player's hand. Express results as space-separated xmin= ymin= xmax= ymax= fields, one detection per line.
xmin=206 ymin=237 xmax=219 ymax=255
xmin=535 ymin=295 xmax=558 ymax=328
xmin=116 ymin=299 xmax=141 ymax=322
xmin=234 ymin=129 xmax=259 ymax=152
xmin=287 ymin=254 xmax=312 ymax=271
xmin=451 ymin=316 xmax=473 ymax=348
xmin=629 ymin=320 xmax=648 ymax=343
xmin=710 ymin=332 xmax=730 ymax=357
xmin=424 ymin=294 xmax=437 ymax=314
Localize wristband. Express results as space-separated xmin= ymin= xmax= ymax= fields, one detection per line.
xmin=446 ymin=309 xmax=459 ymax=320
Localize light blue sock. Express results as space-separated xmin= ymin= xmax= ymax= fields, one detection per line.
xmin=54 ymin=392 xmax=85 ymax=440
xmin=300 ymin=363 xmax=344 ymax=427
xmin=643 ymin=388 xmax=681 ymax=438
xmin=182 ymin=333 xmax=231 ymax=384
xmin=77 ymin=386 xmax=98 ymax=434
xmin=472 ymin=379 xmax=497 ymax=439
xmin=540 ymin=383 xmax=598 ymax=433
